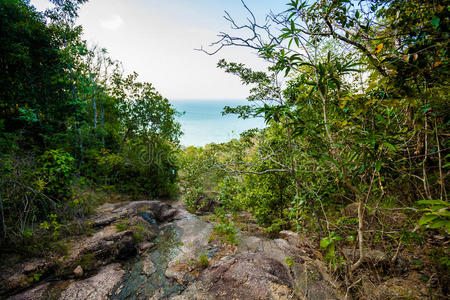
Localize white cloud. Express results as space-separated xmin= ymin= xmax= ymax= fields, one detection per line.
xmin=30 ymin=0 xmax=54 ymax=11
xmin=100 ymin=15 xmax=124 ymax=31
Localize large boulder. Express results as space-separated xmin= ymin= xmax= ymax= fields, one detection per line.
xmin=175 ymin=235 xmax=343 ymax=300
xmin=164 ymin=216 xmax=214 ymax=284
xmin=59 ymin=225 xmax=136 ymax=273
xmin=59 ymin=263 xmax=125 ymax=300
xmin=187 ymin=252 xmax=293 ymax=300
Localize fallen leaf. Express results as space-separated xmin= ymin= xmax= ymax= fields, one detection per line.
xmin=433 ymin=61 xmax=442 ymax=68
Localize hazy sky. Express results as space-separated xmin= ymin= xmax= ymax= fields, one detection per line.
xmin=30 ymin=0 xmax=286 ymax=100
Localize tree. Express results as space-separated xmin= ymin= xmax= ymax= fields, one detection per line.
xmin=199 ymin=0 xmax=449 ymax=277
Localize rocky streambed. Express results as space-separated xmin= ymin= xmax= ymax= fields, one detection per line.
xmin=2 ymin=201 xmax=343 ymax=300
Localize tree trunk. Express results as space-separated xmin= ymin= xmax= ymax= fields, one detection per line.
xmin=101 ymin=101 xmax=105 ymax=148
xmin=118 ymin=127 xmax=131 ymax=156
xmin=92 ymin=82 xmax=97 ymax=130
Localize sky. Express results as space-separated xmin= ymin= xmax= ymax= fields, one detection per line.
xmin=30 ymin=0 xmax=287 ymax=100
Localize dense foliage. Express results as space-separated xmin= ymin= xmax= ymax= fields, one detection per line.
xmin=0 ymin=0 xmax=181 ymax=251
xmin=0 ymin=0 xmax=448 ymax=296
xmin=181 ymin=0 xmax=449 ymax=296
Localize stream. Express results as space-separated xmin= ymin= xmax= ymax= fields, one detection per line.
xmin=110 ymin=213 xmax=213 ymax=300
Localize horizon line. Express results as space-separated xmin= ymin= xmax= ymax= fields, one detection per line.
xmin=169 ymin=98 xmax=249 ymax=102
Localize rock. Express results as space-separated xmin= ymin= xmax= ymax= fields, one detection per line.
xmin=176 ymin=234 xmax=343 ymax=300
xmin=391 ymin=212 xmax=407 ymax=225
xmin=342 ymin=248 xmax=387 ymax=264
xmin=376 ymin=211 xmax=408 ymax=227
xmin=0 ymin=258 xmax=57 ymax=297
xmin=61 ymin=225 xmax=135 ymax=272
xmin=127 ymin=215 xmax=158 ymax=239
xmin=279 ymin=230 xmax=300 ymax=246
xmin=4 ymin=201 xmax=348 ymax=300
xmin=195 ymin=252 xmax=293 ymax=300
xmin=22 ymin=259 xmax=47 ymax=274
xmin=92 ymin=213 xmax=126 ymax=227
xmin=142 ymin=257 xmax=156 ymax=276
xmin=167 ymin=216 xmax=213 ymax=265
xmin=164 ymin=216 xmax=214 ymax=284
xmin=160 ymin=208 xmax=179 ymax=222
xmin=73 ymin=266 xmax=83 ymax=277
xmin=118 ymin=201 xmax=172 ymax=221
xmin=59 ymin=264 xmax=125 ymax=300
xmin=7 ymin=283 xmax=51 ymax=300
xmin=92 ymin=200 xmax=183 ymax=227
xmin=2 ymin=273 xmax=29 ymax=294
xmin=269 ymin=282 xmax=293 ymax=300
xmin=165 ymin=263 xmax=191 ymax=283
xmin=139 ymin=242 xmax=155 ymax=252
xmin=371 ymin=276 xmax=428 ymax=299
xmin=1 ymin=200 xmax=184 ymax=298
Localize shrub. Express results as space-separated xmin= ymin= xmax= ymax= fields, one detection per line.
xmin=213 ymin=220 xmax=239 ymax=245
xmin=197 ymin=252 xmax=209 ymax=269
xmin=39 ymin=149 xmax=75 ymax=200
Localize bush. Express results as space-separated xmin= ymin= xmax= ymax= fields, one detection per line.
xmin=39 ymin=149 xmax=75 ymax=200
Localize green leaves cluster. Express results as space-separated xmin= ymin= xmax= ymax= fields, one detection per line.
xmin=417 ymin=200 xmax=450 ymax=232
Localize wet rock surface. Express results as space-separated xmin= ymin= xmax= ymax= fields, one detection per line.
xmin=2 ymin=200 xmax=182 ymax=299
xmin=4 ymin=201 xmax=344 ymax=300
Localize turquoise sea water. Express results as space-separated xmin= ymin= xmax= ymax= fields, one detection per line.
xmin=170 ymin=100 xmax=266 ymax=146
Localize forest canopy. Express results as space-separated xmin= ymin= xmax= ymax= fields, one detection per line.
xmin=0 ymin=0 xmax=181 ymax=249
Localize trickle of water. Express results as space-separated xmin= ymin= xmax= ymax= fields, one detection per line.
xmin=110 ymin=223 xmax=184 ymax=300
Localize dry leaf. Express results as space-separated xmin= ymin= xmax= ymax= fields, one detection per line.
xmin=375 ymin=43 xmax=384 ymax=54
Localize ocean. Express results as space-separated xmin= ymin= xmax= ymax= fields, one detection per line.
xmin=170 ymin=100 xmax=266 ymax=146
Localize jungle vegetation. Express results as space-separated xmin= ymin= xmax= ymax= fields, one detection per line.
xmin=0 ymin=0 xmax=448 ymax=297
xmin=0 ymin=0 xmax=181 ymax=252
xmin=180 ymin=0 xmax=449 ymax=296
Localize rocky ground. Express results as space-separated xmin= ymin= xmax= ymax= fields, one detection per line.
xmin=0 ymin=200 xmax=432 ymax=299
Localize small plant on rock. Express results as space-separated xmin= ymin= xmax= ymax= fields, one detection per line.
xmin=197 ymin=252 xmax=209 ymax=269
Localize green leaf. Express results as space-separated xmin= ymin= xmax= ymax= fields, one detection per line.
xmin=437 ymin=209 xmax=450 ymax=217
xmin=382 ymin=142 xmax=396 ymax=152
xmin=375 ymin=161 xmax=382 ymax=172
xmin=418 ymin=214 xmax=438 ymax=226
xmin=428 ymin=205 xmax=447 ymax=212
xmin=431 ymin=16 xmax=440 ymax=29
xmin=417 ymin=200 xmax=449 ymax=206
xmin=428 ymin=220 xmax=448 ymax=229
xmin=320 ymin=237 xmax=332 ymax=248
